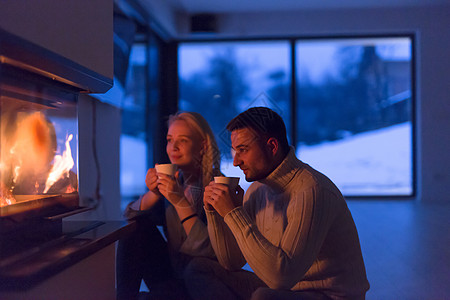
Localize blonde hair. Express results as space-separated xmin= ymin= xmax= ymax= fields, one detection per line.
xmin=168 ymin=112 xmax=221 ymax=188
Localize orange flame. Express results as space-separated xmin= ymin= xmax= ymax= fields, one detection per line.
xmin=0 ymin=110 xmax=76 ymax=206
xmin=0 ymin=182 xmax=15 ymax=206
xmin=43 ymin=134 xmax=74 ymax=193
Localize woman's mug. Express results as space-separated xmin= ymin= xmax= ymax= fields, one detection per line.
xmin=155 ymin=164 xmax=178 ymax=176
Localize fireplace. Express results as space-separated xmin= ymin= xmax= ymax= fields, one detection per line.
xmin=0 ymin=16 xmax=143 ymax=296
xmin=0 ymin=28 xmax=111 ymax=229
xmin=0 ymin=28 xmax=120 ymax=292
xmin=0 ymin=63 xmax=80 ymax=225
xmin=0 ymin=22 xmax=116 ymax=278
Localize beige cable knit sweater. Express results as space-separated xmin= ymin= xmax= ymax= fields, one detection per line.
xmin=206 ymin=148 xmax=370 ymax=299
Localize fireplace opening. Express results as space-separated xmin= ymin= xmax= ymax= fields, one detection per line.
xmin=0 ymin=62 xmax=80 ymax=228
xmin=0 ymin=26 xmax=110 ymax=237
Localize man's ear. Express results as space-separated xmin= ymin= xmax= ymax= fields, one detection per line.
xmin=266 ymin=137 xmax=279 ymax=157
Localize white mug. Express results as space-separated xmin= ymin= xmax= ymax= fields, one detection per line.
xmin=214 ymin=176 xmax=240 ymax=190
xmin=155 ymin=164 xmax=177 ymax=176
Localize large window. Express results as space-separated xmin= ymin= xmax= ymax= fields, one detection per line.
xmin=179 ymin=41 xmax=291 ymax=191
xmin=296 ymin=37 xmax=413 ymax=196
xmin=119 ymin=44 xmax=149 ymax=201
xmin=178 ymin=36 xmax=414 ymax=197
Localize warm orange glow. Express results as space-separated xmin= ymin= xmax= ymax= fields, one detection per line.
xmin=13 ymin=112 xmax=56 ymax=177
xmin=44 ymin=134 xmax=74 ymax=193
xmin=0 ymin=182 xmax=15 ymax=206
xmin=0 ymin=109 xmax=76 ymax=206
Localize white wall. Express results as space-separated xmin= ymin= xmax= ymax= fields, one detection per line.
xmin=0 ymin=0 xmax=113 ymax=79
xmin=175 ymin=5 xmax=450 ymax=203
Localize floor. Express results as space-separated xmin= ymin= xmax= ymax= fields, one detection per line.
xmin=347 ymin=200 xmax=450 ymax=300
xmin=139 ymin=200 xmax=450 ymax=299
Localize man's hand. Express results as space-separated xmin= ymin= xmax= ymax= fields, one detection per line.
xmin=203 ymin=180 xmax=215 ymax=211
xmin=204 ymin=182 xmax=244 ymax=217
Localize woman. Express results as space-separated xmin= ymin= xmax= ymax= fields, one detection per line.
xmin=116 ymin=112 xmax=222 ymax=300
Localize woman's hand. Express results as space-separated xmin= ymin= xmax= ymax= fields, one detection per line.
xmin=139 ymin=167 xmax=163 ymax=210
xmin=157 ymin=171 xmax=187 ymax=208
xmin=204 ymin=182 xmax=244 ymax=217
xmin=145 ymin=167 xmax=160 ymax=195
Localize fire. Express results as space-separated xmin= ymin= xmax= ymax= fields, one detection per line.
xmin=43 ymin=134 xmax=74 ymax=193
xmin=0 ymin=181 xmax=15 ymax=206
xmin=0 ymin=110 xmax=76 ymax=207
xmin=13 ymin=112 xmax=56 ymax=177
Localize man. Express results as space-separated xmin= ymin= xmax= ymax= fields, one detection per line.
xmin=185 ymin=107 xmax=369 ymax=300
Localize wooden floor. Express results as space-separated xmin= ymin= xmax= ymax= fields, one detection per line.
xmin=347 ymin=200 xmax=450 ymax=300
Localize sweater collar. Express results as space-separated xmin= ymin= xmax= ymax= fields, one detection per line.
xmin=259 ymin=147 xmax=303 ymax=192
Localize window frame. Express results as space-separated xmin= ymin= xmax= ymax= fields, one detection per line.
xmin=176 ymin=33 xmax=417 ymax=199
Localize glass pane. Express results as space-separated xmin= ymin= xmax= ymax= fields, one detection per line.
xmin=120 ymin=44 xmax=148 ymax=199
xmin=179 ymin=41 xmax=291 ymax=191
xmin=0 ymin=76 xmax=78 ymax=206
xmin=296 ymin=37 xmax=413 ymax=196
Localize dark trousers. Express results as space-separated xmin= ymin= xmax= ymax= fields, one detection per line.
xmin=116 ymin=215 xmax=175 ymax=300
xmin=184 ymin=257 xmax=331 ymax=300
xmin=184 ymin=257 xmax=266 ymax=300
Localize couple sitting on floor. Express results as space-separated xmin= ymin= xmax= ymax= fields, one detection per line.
xmin=117 ymin=107 xmax=370 ymax=300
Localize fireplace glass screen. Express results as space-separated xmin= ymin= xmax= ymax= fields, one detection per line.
xmin=0 ymin=65 xmax=79 ymax=220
